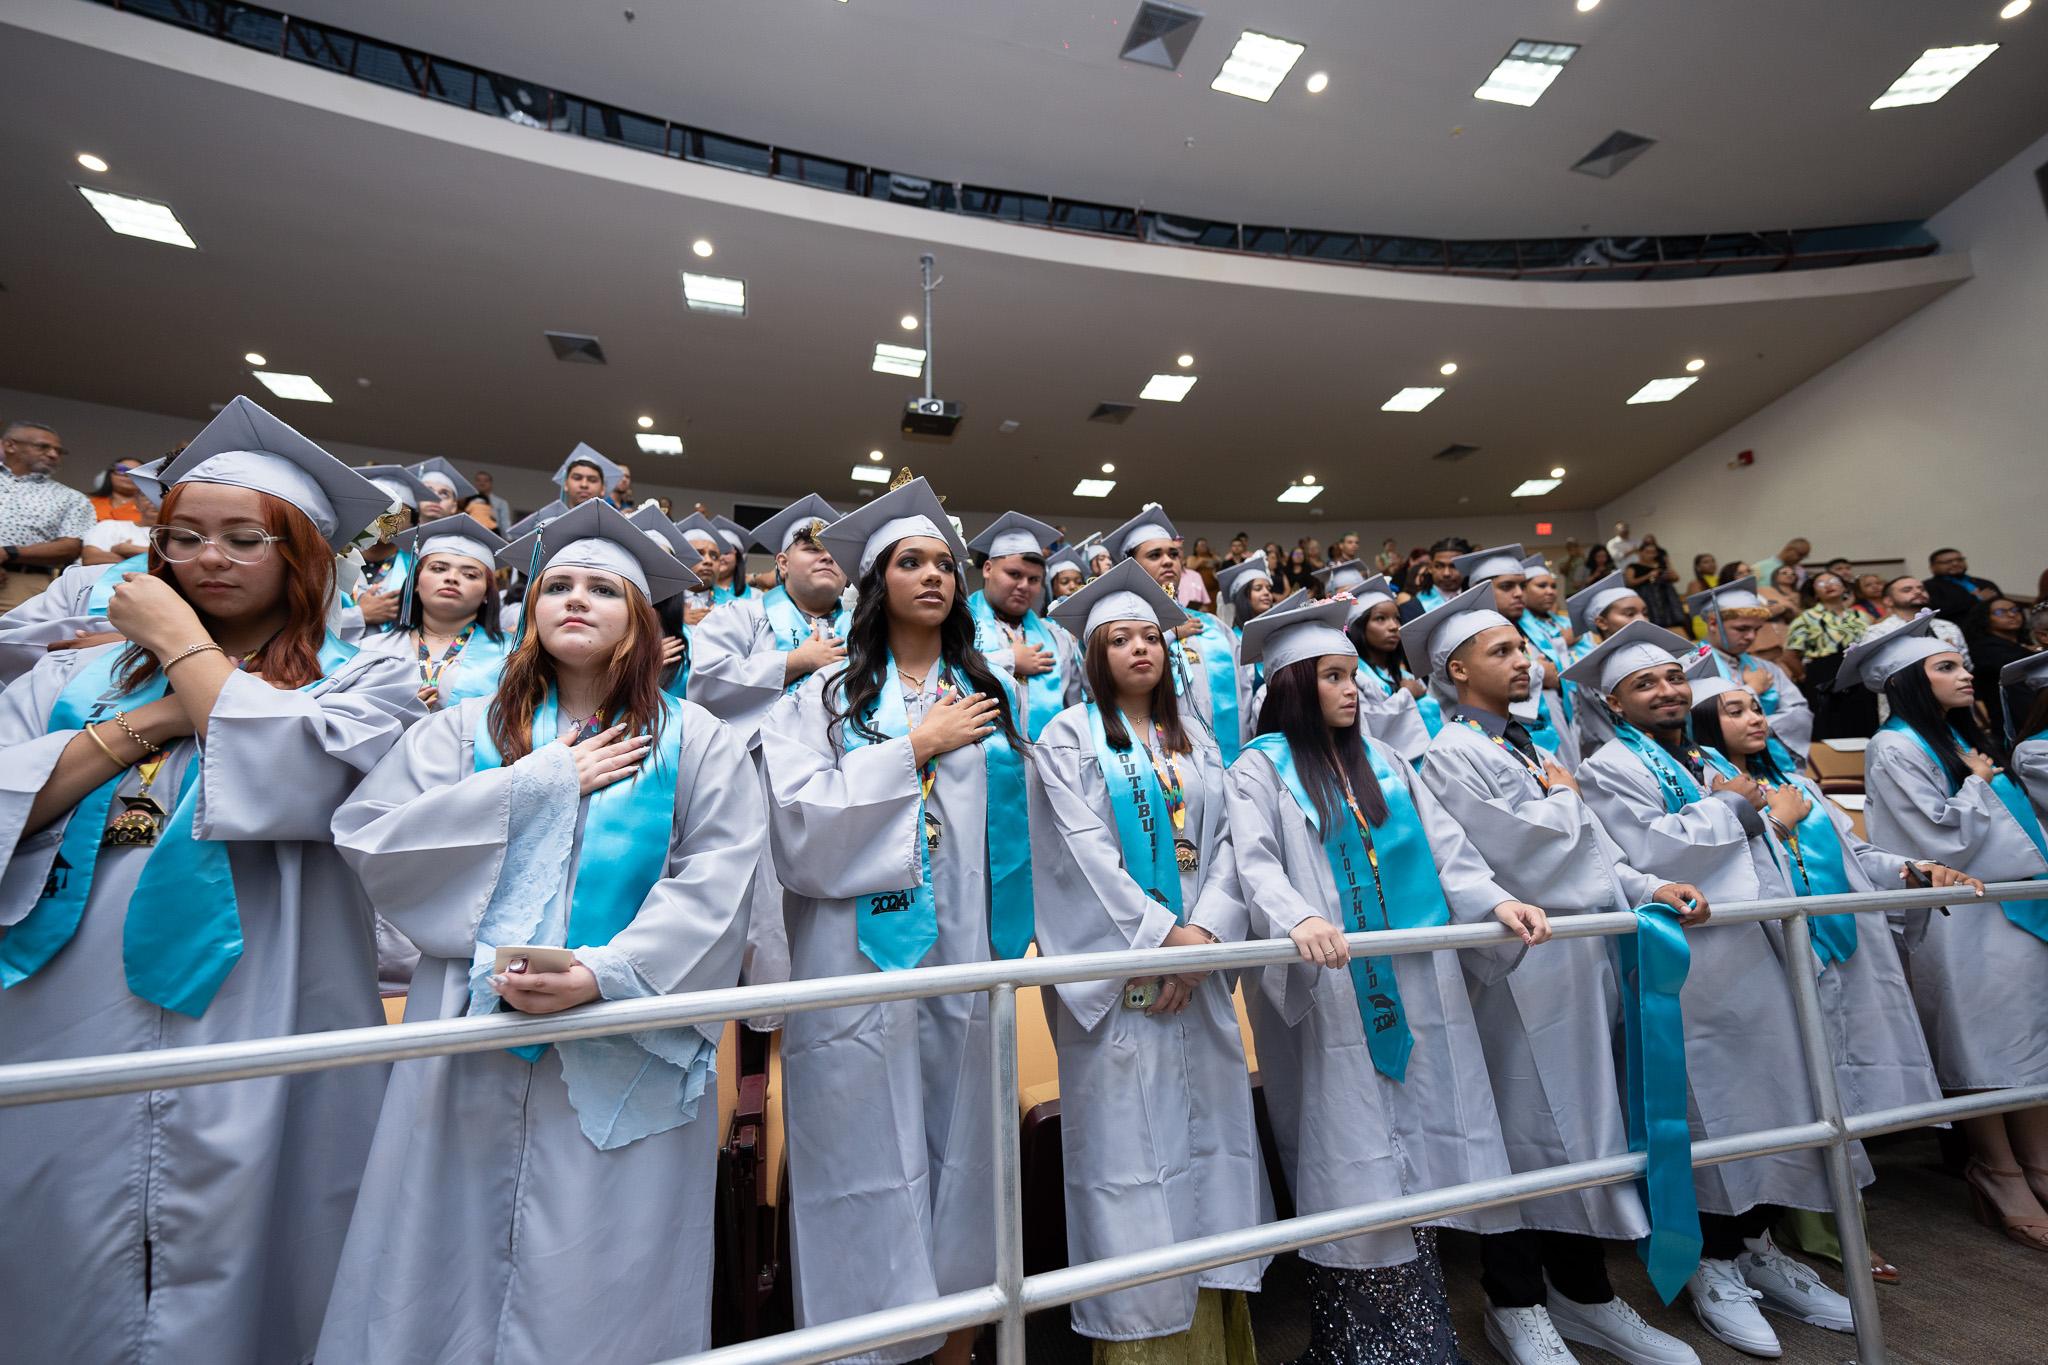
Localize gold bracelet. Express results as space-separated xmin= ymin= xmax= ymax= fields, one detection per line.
xmin=83 ymin=721 xmax=129 ymax=768
xmin=163 ymin=640 xmax=226 ymax=673
xmin=111 ymin=710 xmax=163 ymax=757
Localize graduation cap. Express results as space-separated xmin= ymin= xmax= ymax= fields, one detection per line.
xmin=968 ymin=511 xmax=1060 ymax=562
xmin=407 ymin=457 xmax=477 ymax=503
xmin=497 ymin=498 xmax=699 ymax=604
xmin=356 ymin=464 xmax=438 ymax=513
xmin=1105 ymin=504 xmax=1180 ymax=560
xmin=1999 ymin=645 xmax=2048 ymax=743
xmin=394 ymin=513 xmax=505 ymax=569
xmin=151 ymin=395 xmax=391 ymax=549
xmin=750 ymin=494 xmax=842 ymax=554
xmin=1836 ymin=612 xmax=1956 ymax=693
xmin=626 ymin=503 xmax=692 ymax=559
xmin=1451 ymin=543 xmax=1528 ymax=584
xmin=551 ymin=443 xmax=624 ymax=497
xmin=1042 ymin=545 xmax=1088 ymax=583
xmin=1238 ymin=596 xmax=1355 ymax=674
xmin=1560 ymin=618 xmax=1695 ymax=696
xmin=1270 ymin=587 xmax=1310 ymax=614
xmin=709 ymin=514 xmax=750 ymax=553
xmin=671 ymin=512 xmax=726 ymax=555
xmin=1681 ymin=647 xmax=1748 ymax=708
xmin=1397 ymin=580 xmax=1515 ymax=678
xmin=1311 ymin=558 xmax=1368 ymax=596
xmin=816 ymin=475 xmax=968 ymax=581
xmin=1521 ymin=554 xmax=1554 ymax=581
xmin=1046 ymin=556 xmax=1187 ymax=644
xmin=125 ymin=454 xmax=172 ymax=506
xmin=1340 ymin=573 xmax=1396 ymax=625
xmin=1685 ymin=575 xmax=1770 ymax=621
xmin=1565 ymin=570 xmax=1642 ymax=638
xmin=506 ymin=500 xmax=568 ymax=541
xmin=1214 ymin=552 xmax=1272 ymax=603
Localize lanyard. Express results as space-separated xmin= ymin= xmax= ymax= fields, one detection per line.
xmin=1453 ymin=713 xmax=1551 ymax=785
xmin=1140 ymin=723 xmax=1187 ymax=834
xmin=416 ymin=623 xmax=477 ymax=688
xmin=1338 ymin=774 xmax=1389 ymax=925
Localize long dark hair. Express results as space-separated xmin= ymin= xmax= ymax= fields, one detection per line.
xmin=406 ymin=552 xmax=505 ymax=641
xmin=1882 ymin=661 xmax=1982 ymax=790
xmin=1345 ymin=610 xmax=1409 ymax=684
xmin=487 ymin=577 xmax=669 ymax=762
xmin=1256 ymin=656 xmax=1388 ymax=830
xmin=1583 ymin=545 xmax=1615 ymax=578
xmin=1689 ymin=695 xmax=1790 ymax=784
xmin=1083 ymin=626 xmax=1189 ymax=754
xmin=827 ymin=547 xmax=1022 ymax=749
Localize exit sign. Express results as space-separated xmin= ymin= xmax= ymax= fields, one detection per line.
xmin=1535 ymin=522 xmax=1554 ymax=536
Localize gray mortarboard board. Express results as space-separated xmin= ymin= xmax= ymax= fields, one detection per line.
xmin=1685 ymin=575 xmax=1769 ymax=623
xmin=1521 ymin=554 xmax=1555 ymax=581
xmin=1269 ymin=587 xmax=1310 ymax=614
xmin=1312 ymin=558 xmax=1368 ymax=596
xmin=497 ymin=497 xmax=699 ymax=603
xmin=1339 ymin=573 xmax=1396 ymax=625
xmin=1565 ymin=569 xmax=1641 ymax=638
xmin=1998 ymin=646 xmax=2048 ymax=743
xmin=506 ymin=500 xmax=568 ymax=542
xmin=1042 ymin=544 xmax=1088 ymax=582
xmin=1836 ymin=612 xmax=1956 ymax=694
xmin=968 ymin=511 xmax=1060 ymax=563
xmin=626 ymin=502 xmax=692 ymax=558
xmin=1215 ymin=552 xmax=1273 ymax=603
xmin=355 ymin=464 xmax=438 ymax=513
xmin=407 ymin=457 xmax=477 ymax=503
xmin=1559 ymin=618 xmax=1696 ymax=696
xmin=709 ymin=515 xmax=751 ymax=554
xmin=1238 ymin=596 xmax=1356 ymax=673
xmin=1106 ymin=505 xmax=1181 ymax=561
xmin=671 ymin=512 xmax=726 ymax=556
xmin=125 ymin=454 xmax=172 ymax=505
xmin=816 ymin=475 xmax=968 ymax=582
xmin=550 ymin=442 xmax=624 ymax=496
xmin=394 ymin=513 xmax=505 ymax=569
xmin=751 ymin=495 xmax=842 ymax=554
xmin=1681 ymin=646 xmax=1750 ymax=708
xmin=1046 ymin=556 xmax=1188 ymax=645
xmin=1398 ymin=580 xmax=1515 ymax=678
xmin=1451 ymin=543 xmax=1529 ymax=584
xmin=150 ymin=395 xmax=390 ymax=549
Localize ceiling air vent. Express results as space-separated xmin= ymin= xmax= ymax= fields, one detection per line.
xmin=1120 ymin=2 xmax=1204 ymax=72
xmin=1089 ymin=402 xmax=1137 ymax=424
xmin=1431 ymin=443 xmax=1481 ymax=462
xmin=1572 ymin=130 xmax=1657 ymax=179
xmin=544 ymin=331 xmax=607 ymax=365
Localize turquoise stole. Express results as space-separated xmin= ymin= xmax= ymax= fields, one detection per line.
xmin=1881 ymin=718 xmax=2048 ymax=941
xmin=473 ymin=694 xmax=683 ymax=1060
xmin=761 ymin=585 xmax=851 ymax=696
xmin=1615 ymin=722 xmax=1709 ymax=815
xmin=968 ymin=591 xmax=1067 ymax=742
xmin=84 ymin=552 xmax=151 ymax=615
xmin=1239 ymin=731 xmax=1448 ymax=1081
xmin=1520 ymin=611 xmax=1576 ymax=724
xmin=1763 ymin=773 xmax=1860 ymax=965
xmin=1087 ymin=704 xmax=1182 ymax=918
xmin=1614 ymin=904 xmax=1703 ymax=1301
xmin=841 ymin=660 xmax=1034 ymax=972
xmin=1363 ymin=661 xmax=1445 ymax=738
xmin=711 ymin=580 xmax=747 ymax=605
xmin=1413 ymin=586 xmax=1448 ymax=613
xmin=1170 ymin=611 xmax=1242 ymax=764
xmin=1 ymin=635 xmax=358 ymax=1015
xmin=435 ymin=629 xmax=516 ymax=706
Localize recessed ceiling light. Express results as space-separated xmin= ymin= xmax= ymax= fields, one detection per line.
xmin=1439 ymin=362 xmax=1459 ymax=376
xmin=2001 ymin=0 xmax=2031 ymax=17
xmin=636 ymin=433 xmax=684 ymax=456
xmin=1549 ymin=466 xmax=1567 ymax=478
xmin=872 ymin=343 xmax=926 ymax=378
xmin=1381 ymin=386 xmax=1445 ymax=412
xmin=76 ymin=152 xmax=109 ymax=173
xmin=1870 ymin=44 xmax=1999 ymax=108
xmin=1626 ymin=376 xmax=1699 ymax=404
xmin=899 ymin=314 xmax=919 ymax=331
xmin=1304 ymin=71 xmax=1330 ymax=94
xmin=251 ymin=371 xmax=332 ymax=403
xmin=1101 ymin=462 xmax=1116 ymax=474
xmin=1140 ymin=374 xmax=1198 ymax=402
xmin=1176 ymin=353 xmax=1195 ymax=368
xmin=691 ymin=238 xmax=714 ymax=258
xmin=851 ymin=464 xmax=891 ymax=484
xmin=76 ymin=186 xmax=196 ymax=248
xmin=1512 ymin=478 xmax=1562 ymax=497
xmin=243 ymin=351 xmax=267 ymax=367
xmin=1073 ymin=478 xmax=1118 ymax=498
xmin=1685 ymin=357 xmax=1706 ymax=372
xmin=1212 ymin=30 xmax=1306 ymax=102
xmin=1575 ymin=0 xmax=1600 ymax=11
xmin=1277 ymin=483 xmax=1323 ymax=504
xmin=680 ymin=271 xmax=746 ymax=316
xmin=1302 ymin=474 xmax=1317 ymax=485
xmin=1474 ymin=39 xmax=1579 ymax=107
xmin=636 ymin=415 xmax=654 ymax=429
xmin=868 ymin=449 xmax=886 ymax=462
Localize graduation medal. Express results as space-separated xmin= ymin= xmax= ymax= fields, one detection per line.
xmin=924 ymin=809 xmax=944 ymax=853
xmin=1175 ymin=838 xmax=1199 ymax=873
xmin=103 ymin=755 xmax=169 ymax=848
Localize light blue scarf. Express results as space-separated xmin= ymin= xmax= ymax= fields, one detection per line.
xmin=84 ymin=552 xmax=151 ymax=615
xmin=968 ymin=591 xmax=1067 ymax=742
xmin=1614 ymin=904 xmax=1703 ymax=1302
xmin=1170 ymin=611 xmax=1242 ymax=764
xmin=761 ymin=585 xmax=851 ymax=696
xmin=1086 ymin=703 xmax=1182 ymax=918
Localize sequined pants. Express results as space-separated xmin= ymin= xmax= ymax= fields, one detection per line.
xmin=1289 ymin=1227 xmax=1469 ymax=1365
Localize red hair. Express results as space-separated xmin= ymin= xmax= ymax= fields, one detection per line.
xmin=117 ymin=482 xmax=335 ymax=692
xmin=486 ymin=574 xmax=670 ymax=762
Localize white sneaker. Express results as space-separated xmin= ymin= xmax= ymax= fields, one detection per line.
xmin=1484 ymin=1303 xmax=1581 ymax=1365
xmin=1547 ymin=1291 xmax=1701 ymax=1365
xmin=1737 ymin=1232 xmax=1856 ymax=1333
xmin=1685 ymin=1258 xmax=1781 ymax=1358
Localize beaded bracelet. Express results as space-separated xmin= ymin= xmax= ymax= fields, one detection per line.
xmin=163 ymin=640 xmax=226 ymax=674
xmin=111 ymin=710 xmax=163 ymax=757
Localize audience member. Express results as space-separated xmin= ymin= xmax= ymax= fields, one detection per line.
xmin=1754 ymin=537 xmax=1812 ymax=590
xmin=1557 ymin=536 xmax=1588 ymax=588
xmin=87 ymin=458 xmax=151 ymax=523
xmin=471 ymin=468 xmax=513 ymax=531
xmin=1785 ymin=571 xmax=1874 ymax=736
xmin=1754 ymin=564 xmax=1802 ymax=672
xmin=1925 ymin=547 xmax=2002 ymax=624
xmin=1966 ymin=596 xmax=2033 ymax=748
xmin=1185 ymin=536 xmax=1222 ymax=604
xmin=1623 ymin=538 xmax=1685 ymax=628
xmin=0 ymin=418 xmax=94 ymax=612
xmin=1575 ymin=544 xmax=1615 ymax=594
xmin=1604 ymin=520 xmax=1639 ymax=564
xmin=1375 ymin=536 xmax=1402 ymax=575
xmin=1684 ymin=552 xmax=1720 ymax=600
xmin=1852 ymin=572 xmax=1888 ymax=624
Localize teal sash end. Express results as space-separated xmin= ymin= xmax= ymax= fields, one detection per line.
xmin=1615 ymin=904 xmax=1702 ymax=1303
xmin=1087 ymin=704 xmax=1182 ymax=918
xmin=1185 ymin=612 xmax=1241 ymax=764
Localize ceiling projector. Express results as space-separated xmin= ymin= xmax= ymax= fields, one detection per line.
xmin=902 ymin=396 xmax=962 ymax=439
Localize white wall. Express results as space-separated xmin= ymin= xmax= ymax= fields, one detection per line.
xmin=1599 ymin=128 xmax=2048 ymax=594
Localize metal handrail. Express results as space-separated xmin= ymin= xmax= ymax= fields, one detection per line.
xmin=5 ymin=882 xmax=2043 ymax=1365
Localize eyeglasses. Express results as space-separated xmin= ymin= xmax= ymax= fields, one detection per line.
xmin=1989 ymin=604 xmax=2021 ymax=616
xmin=6 ymin=436 xmax=67 ymax=456
xmin=149 ymin=526 xmax=284 ymax=564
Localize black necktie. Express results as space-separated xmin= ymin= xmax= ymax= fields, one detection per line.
xmin=1502 ymin=720 xmax=1541 ymax=766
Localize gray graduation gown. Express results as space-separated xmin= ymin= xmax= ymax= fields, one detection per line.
xmin=0 ymin=559 xmax=109 ymax=683
xmin=1175 ymin=613 xmax=1253 ymax=752
xmin=1354 ymin=664 xmax=1434 ymax=765
xmin=317 ymin=696 xmax=761 ymax=1365
xmin=981 ymin=613 xmax=1086 ymax=735
xmin=1419 ymin=720 xmax=1654 ymax=1239
xmin=1709 ymin=647 xmax=1813 ymax=761
xmin=1429 ymin=657 xmax=1578 ymax=773
xmin=1225 ymin=736 xmax=1520 ymax=1269
xmin=759 ymin=665 xmax=1007 ymax=1365
xmin=1578 ymin=739 xmax=1851 ymax=1214
xmin=1029 ymin=705 xmax=1271 ymax=1340
xmin=0 ymin=643 xmax=419 ymax=1365
xmin=1864 ymin=729 xmax=2048 ymax=1088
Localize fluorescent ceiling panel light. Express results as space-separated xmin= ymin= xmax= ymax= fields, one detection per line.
xmin=76 ymin=152 xmax=109 ymax=173
xmin=872 ymin=343 xmax=926 ymax=378
xmin=1139 ymin=373 xmax=1198 ymax=402
xmin=1072 ymin=479 xmax=1118 ymax=498
xmin=680 ymin=271 xmax=746 ymax=316
xmin=1625 ymin=376 xmax=1698 ymax=404
xmin=1276 ymin=483 xmax=1323 ymax=504
xmin=1511 ymin=478 xmax=1562 ymax=497
xmin=1870 ymin=44 xmax=1998 ymax=109
xmin=1474 ymin=40 xmax=1579 ymax=107
xmin=1211 ymin=30 xmax=1306 ymax=102
xmin=850 ymin=464 xmax=891 ymax=484
xmin=251 ymin=371 xmax=332 ymax=403
xmin=76 ymin=186 xmax=196 ymax=248
xmin=636 ymin=433 xmax=684 ymax=455
xmin=1381 ymin=386 xmax=1445 ymax=412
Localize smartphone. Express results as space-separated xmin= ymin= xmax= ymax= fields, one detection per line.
xmin=493 ymin=945 xmax=578 ymax=975
xmin=1123 ymin=979 xmax=1161 ymax=1011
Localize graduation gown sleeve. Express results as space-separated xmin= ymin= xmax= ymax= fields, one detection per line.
xmin=1864 ymin=730 xmax=2048 ymax=882
xmin=2017 ymin=737 xmax=2048 ymax=822
xmin=685 ymin=597 xmax=789 ymax=743
xmin=0 ymin=562 xmax=105 ymax=684
xmin=1578 ymin=739 xmax=1764 ymax=899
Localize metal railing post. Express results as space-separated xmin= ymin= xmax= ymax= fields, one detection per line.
xmin=989 ymin=983 xmax=1026 ymax=1363
xmin=1778 ymin=908 xmax=1887 ymax=1364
